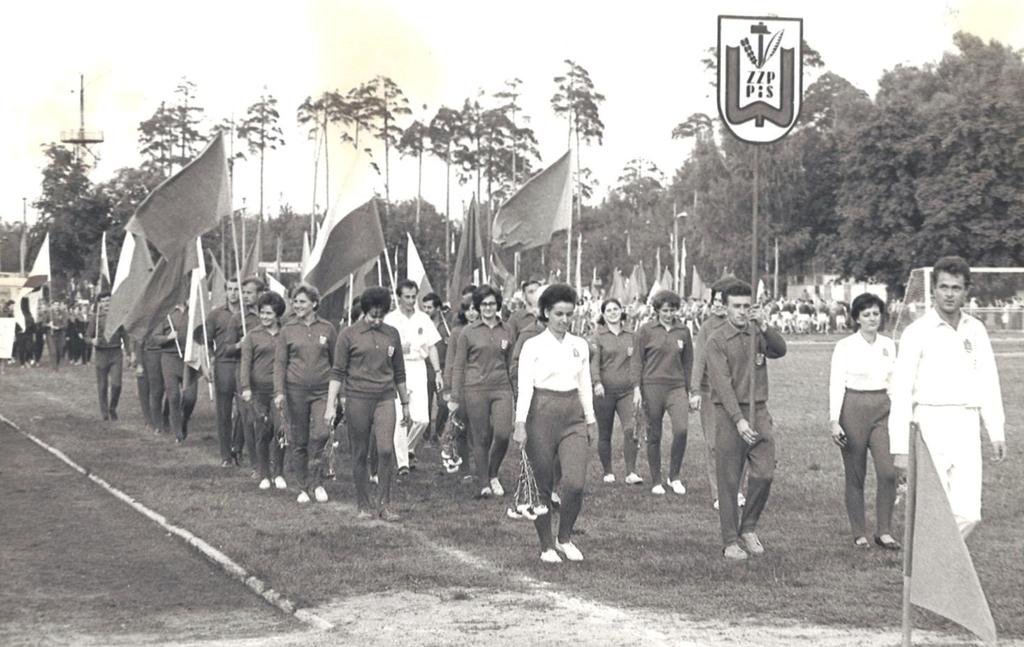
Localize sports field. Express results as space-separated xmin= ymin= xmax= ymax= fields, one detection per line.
xmin=1 ymin=338 xmax=1021 ymax=646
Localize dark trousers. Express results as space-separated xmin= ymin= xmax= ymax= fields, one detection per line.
xmin=136 ymin=370 xmax=152 ymax=427
xmin=594 ymin=388 xmax=638 ymax=475
xmin=839 ymin=391 xmax=897 ymax=538
xmin=32 ymin=331 xmax=45 ymax=362
xmin=160 ymin=353 xmax=198 ymax=440
xmin=94 ymin=348 xmax=123 ymax=418
xmin=47 ymin=330 xmax=66 ymax=369
xmin=642 ymin=384 xmax=689 ymax=484
xmin=464 ymin=389 xmax=514 ymax=489
xmin=143 ymin=348 xmax=169 ymax=432
xmin=347 ymin=396 xmax=396 ymax=510
xmin=526 ymin=389 xmax=589 ymax=549
xmin=286 ymin=387 xmax=329 ymax=491
xmin=213 ymin=361 xmax=239 ymax=462
xmin=715 ymin=403 xmax=775 ymax=546
xmin=250 ymin=391 xmax=285 ymax=480
xmin=15 ymin=331 xmax=31 ymax=365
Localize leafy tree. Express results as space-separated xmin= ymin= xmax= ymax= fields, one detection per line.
xmin=137 ymin=102 xmax=177 ymax=177
xmin=362 ymin=76 xmax=412 ymax=209
xmin=237 ymin=89 xmax=285 ymax=220
xmin=397 ymin=115 xmax=431 ymax=231
xmin=297 ymin=92 xmax=333 ymax=215
xmin=428 ymin=105 xmax=462 ymax=265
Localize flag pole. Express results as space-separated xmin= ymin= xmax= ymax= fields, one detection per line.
xmin=384 ymin=248 xmax=397 ymax=288
xmin=196 ymin=247 xmax=214 ymax=401
xmin=229 ymin=210 xmax=247 ymax=336
xmin=347 ymin=274 xmax=354 ymax=325
xmin=749 ymin=145 xmax=759 ymax=421
xmin=901 ymin=422 xmax=919 ymax=647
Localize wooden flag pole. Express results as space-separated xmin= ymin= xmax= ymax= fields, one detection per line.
xmin=229 ymin=210 xmax=247 ymax=336
xmin=749 ymin=145 xmax=759 ymax=422
xmin=383 ymin=248 xmax=397 ymax=288
xmin=901 ymin=423 xmax=919 ymax=647
xmin=196 ymin=249 xmax=214 ymax=401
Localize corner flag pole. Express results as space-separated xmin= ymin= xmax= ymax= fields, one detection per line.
xmin=901 ymin=422 xmax=919 ymax=647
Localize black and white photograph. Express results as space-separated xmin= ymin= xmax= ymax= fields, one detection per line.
xmin=1 ymin=1 xmax=1021 ymax=645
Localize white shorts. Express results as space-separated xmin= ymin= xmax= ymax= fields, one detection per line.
xmin=914 ymin=405 xmax=983 ymax=531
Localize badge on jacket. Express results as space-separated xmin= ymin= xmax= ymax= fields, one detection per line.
xmin=572 ymin=346 xmax=580 ymax=359
xmin=963 ymin=338 xmax=973 ymax=353
xmin=500 ymin=339 xmax=509 ymax=350
xmin=626 ymin=346 xmax=634 ymax=357
xmin=387 ymin=345 xmax=395 ymax=357
xmin=882 ymin=347 xmax=889 ymax=357
xmin=755 ymin=352 xmax=765 ymax=366
xmin=418 ymin=327 xmax=423 ymax=335
xmin=318 ymin=335 xmax=327 ymax=345
xmin=676 ymin=339 xmax=684 ymax=350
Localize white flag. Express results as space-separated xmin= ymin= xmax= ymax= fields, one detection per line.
xmin=406 ymin=233 xmax=434 ymax=296
xmin=183 ymin=238 xmax=208 ymax=370
xmin=100 ymin=231 xmax=111 ymax=286
xmin=111 ymin=232 xmax=135 ymax=293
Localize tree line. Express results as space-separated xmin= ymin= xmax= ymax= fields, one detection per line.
xmin=6 ymin=33 xmax=1024 ymax=301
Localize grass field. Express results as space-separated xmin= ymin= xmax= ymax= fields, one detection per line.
xmin=1 ymin=338 xmax=1021 ymax=643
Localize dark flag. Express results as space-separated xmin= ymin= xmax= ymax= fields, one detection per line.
xmin=125 ymin=133 xmax=230 ymax=258
xmin=448 ymin=197 xmax=485 ymax=301
xmin=121 ymin=244 xmax=198 ymax=340
xmin=105 ymin=234 xmax=154 ymax=339
xmin=491 ymin=150 xmax=572 ymax=253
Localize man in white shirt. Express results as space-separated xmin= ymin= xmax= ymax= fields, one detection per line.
xmin=889 ymin=256 xmax=1008 ymax=537
xmin=384 ymin=280 xmax=444 ymax=473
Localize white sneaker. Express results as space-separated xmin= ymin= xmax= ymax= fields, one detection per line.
xmin=624 ymin=472 xmax=644 ymax=485
xmin=313 ymin=486 xmax=329 ymax=503
xmin=602 ymin=473 xmax=616 ymax=483
xmin=668 ymin=479 xmax=687 ymax=495
xmin=274 ymin=476 xmax=287 ymax=490
xmin=369 ymin=474 xmax=379 ymax=484
xmin=297 ymin=490 xmax=311 ymax=504
xmin=490 ymin=478 xmax=505 ymax=497
xmin=651 ymin=484 xmax=666 ymax=495
xmin=478 ymin=487 xmax=493 ymax=499
xmin=540 ymin=549 xmax=562 ymax=564
xmin=738 ymin=492 xmax=746 ymax=507
xmin=551 ymin=491 xmax=562 ymax=505
xmin=258 ymin=478 xmax=271 ymax=490
xmin=555 ymin=541 xmax=584 ymax=562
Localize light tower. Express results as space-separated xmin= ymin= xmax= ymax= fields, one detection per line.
xmin=60 ymin=74 xmax=103 ymax=165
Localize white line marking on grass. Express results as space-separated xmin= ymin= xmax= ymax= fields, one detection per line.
xmin=0 ymin=412 xmax=333 ymax=633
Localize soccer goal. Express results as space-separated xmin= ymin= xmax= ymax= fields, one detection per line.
xmin=892 ymin=267 xmax=1024 ymax=339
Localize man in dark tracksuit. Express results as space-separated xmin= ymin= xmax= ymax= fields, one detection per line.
xmin=706 ymin=281 xmax=787 ymax=560
xmin=206 ymin=279 xmax=243 ymax=466
xmin=47 ymin=301 xmax=69 ymax=370
xmin=156 ymin=304 xmax=198 ymax=442
xmin=87 ymin=294 xmax=126 ymax=420
xmin=232 ymin=279 xmax=264 ymax=470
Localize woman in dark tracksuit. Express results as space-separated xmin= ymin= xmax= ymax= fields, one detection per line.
xmin=828 ymin=292 xmax=900 ymax=550
xmin=274 ymin=284 xmax=337 ymax=505
xmin=443 ymin=302 xmax=479 ymax=477
xmin=326 ymin=287 xmax=409 ymax=522
xmin=241 ymin=291 xmax=288 ymax=492
xmin=514 ymin=284 xmax=596 ymax=564
xmin=451 ymin=285 xmax=515 ymax=499
xmin=631 ymin=290 xmax=694 ymax=496
xmin=589 ymin=298 xmax=641 ymax=485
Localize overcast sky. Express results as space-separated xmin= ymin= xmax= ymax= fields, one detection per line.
xmin=2 ymin=0 xmax=1022 ymax=231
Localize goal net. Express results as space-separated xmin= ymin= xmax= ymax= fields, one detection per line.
xmin=892 ymin=267 xmax=1024 ymax=340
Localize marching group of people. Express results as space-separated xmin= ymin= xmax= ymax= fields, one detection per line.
xmin=2 ymin=299 xmax=100 ymax=368
xmin=5 ymin=255 xmax=1008 ymax=564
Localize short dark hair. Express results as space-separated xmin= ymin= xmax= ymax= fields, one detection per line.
xmin=242 ymin=277 xmax=266 ymax=292
xmin=421 ymin=292 xmax=442 ymax=309
xmin=537 ymin=283 xmax=577 ymax=322
xmin=850 ymin=292 xmax=887 ymax=332
xmin=290 ymin=283 xmax=321 ymax=305
xmin=722 ymin=281 xmax=752 ymax=303
xmin=257 ymin=291 xmax=287 ymax=318
xmin=597 ymin=298 xmax=622 ymax=325
xmin=396 ymin=279 xmax=418 ymax=297
xmin=360 ymin=286 xmax=392 ymax=314
xmin=472 ymin=285 xmax=502 ymax=311
xmin=456 ymin=301 xmax=476 ymax=325
xmin=932 ymin=256 xmax=971 ymax=287
xmin=521 ymin=279 xmax=541 ymax=290
xmin=651 ymin=290 xmax=681 ymax=312
xmin=461 ymin=284 xmax=477 ymax=297
xmin=710 ymin=277 xmax=739 ymax=302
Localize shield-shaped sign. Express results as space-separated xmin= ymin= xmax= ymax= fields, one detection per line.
xmin=717 ymin=15 xmax=803 ymax=144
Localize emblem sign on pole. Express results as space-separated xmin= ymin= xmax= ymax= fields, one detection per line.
xmin=717 ymin=15 xmax=803 ymax=144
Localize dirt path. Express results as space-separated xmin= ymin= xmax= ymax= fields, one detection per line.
xmin=0 ymin=422 xmax=300 ymax=647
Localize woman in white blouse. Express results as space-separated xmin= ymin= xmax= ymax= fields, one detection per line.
xmin=828 ymin=293 xmax=900 ymax=550
xmin=513 ymin=284 xmax=597 ymax=564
